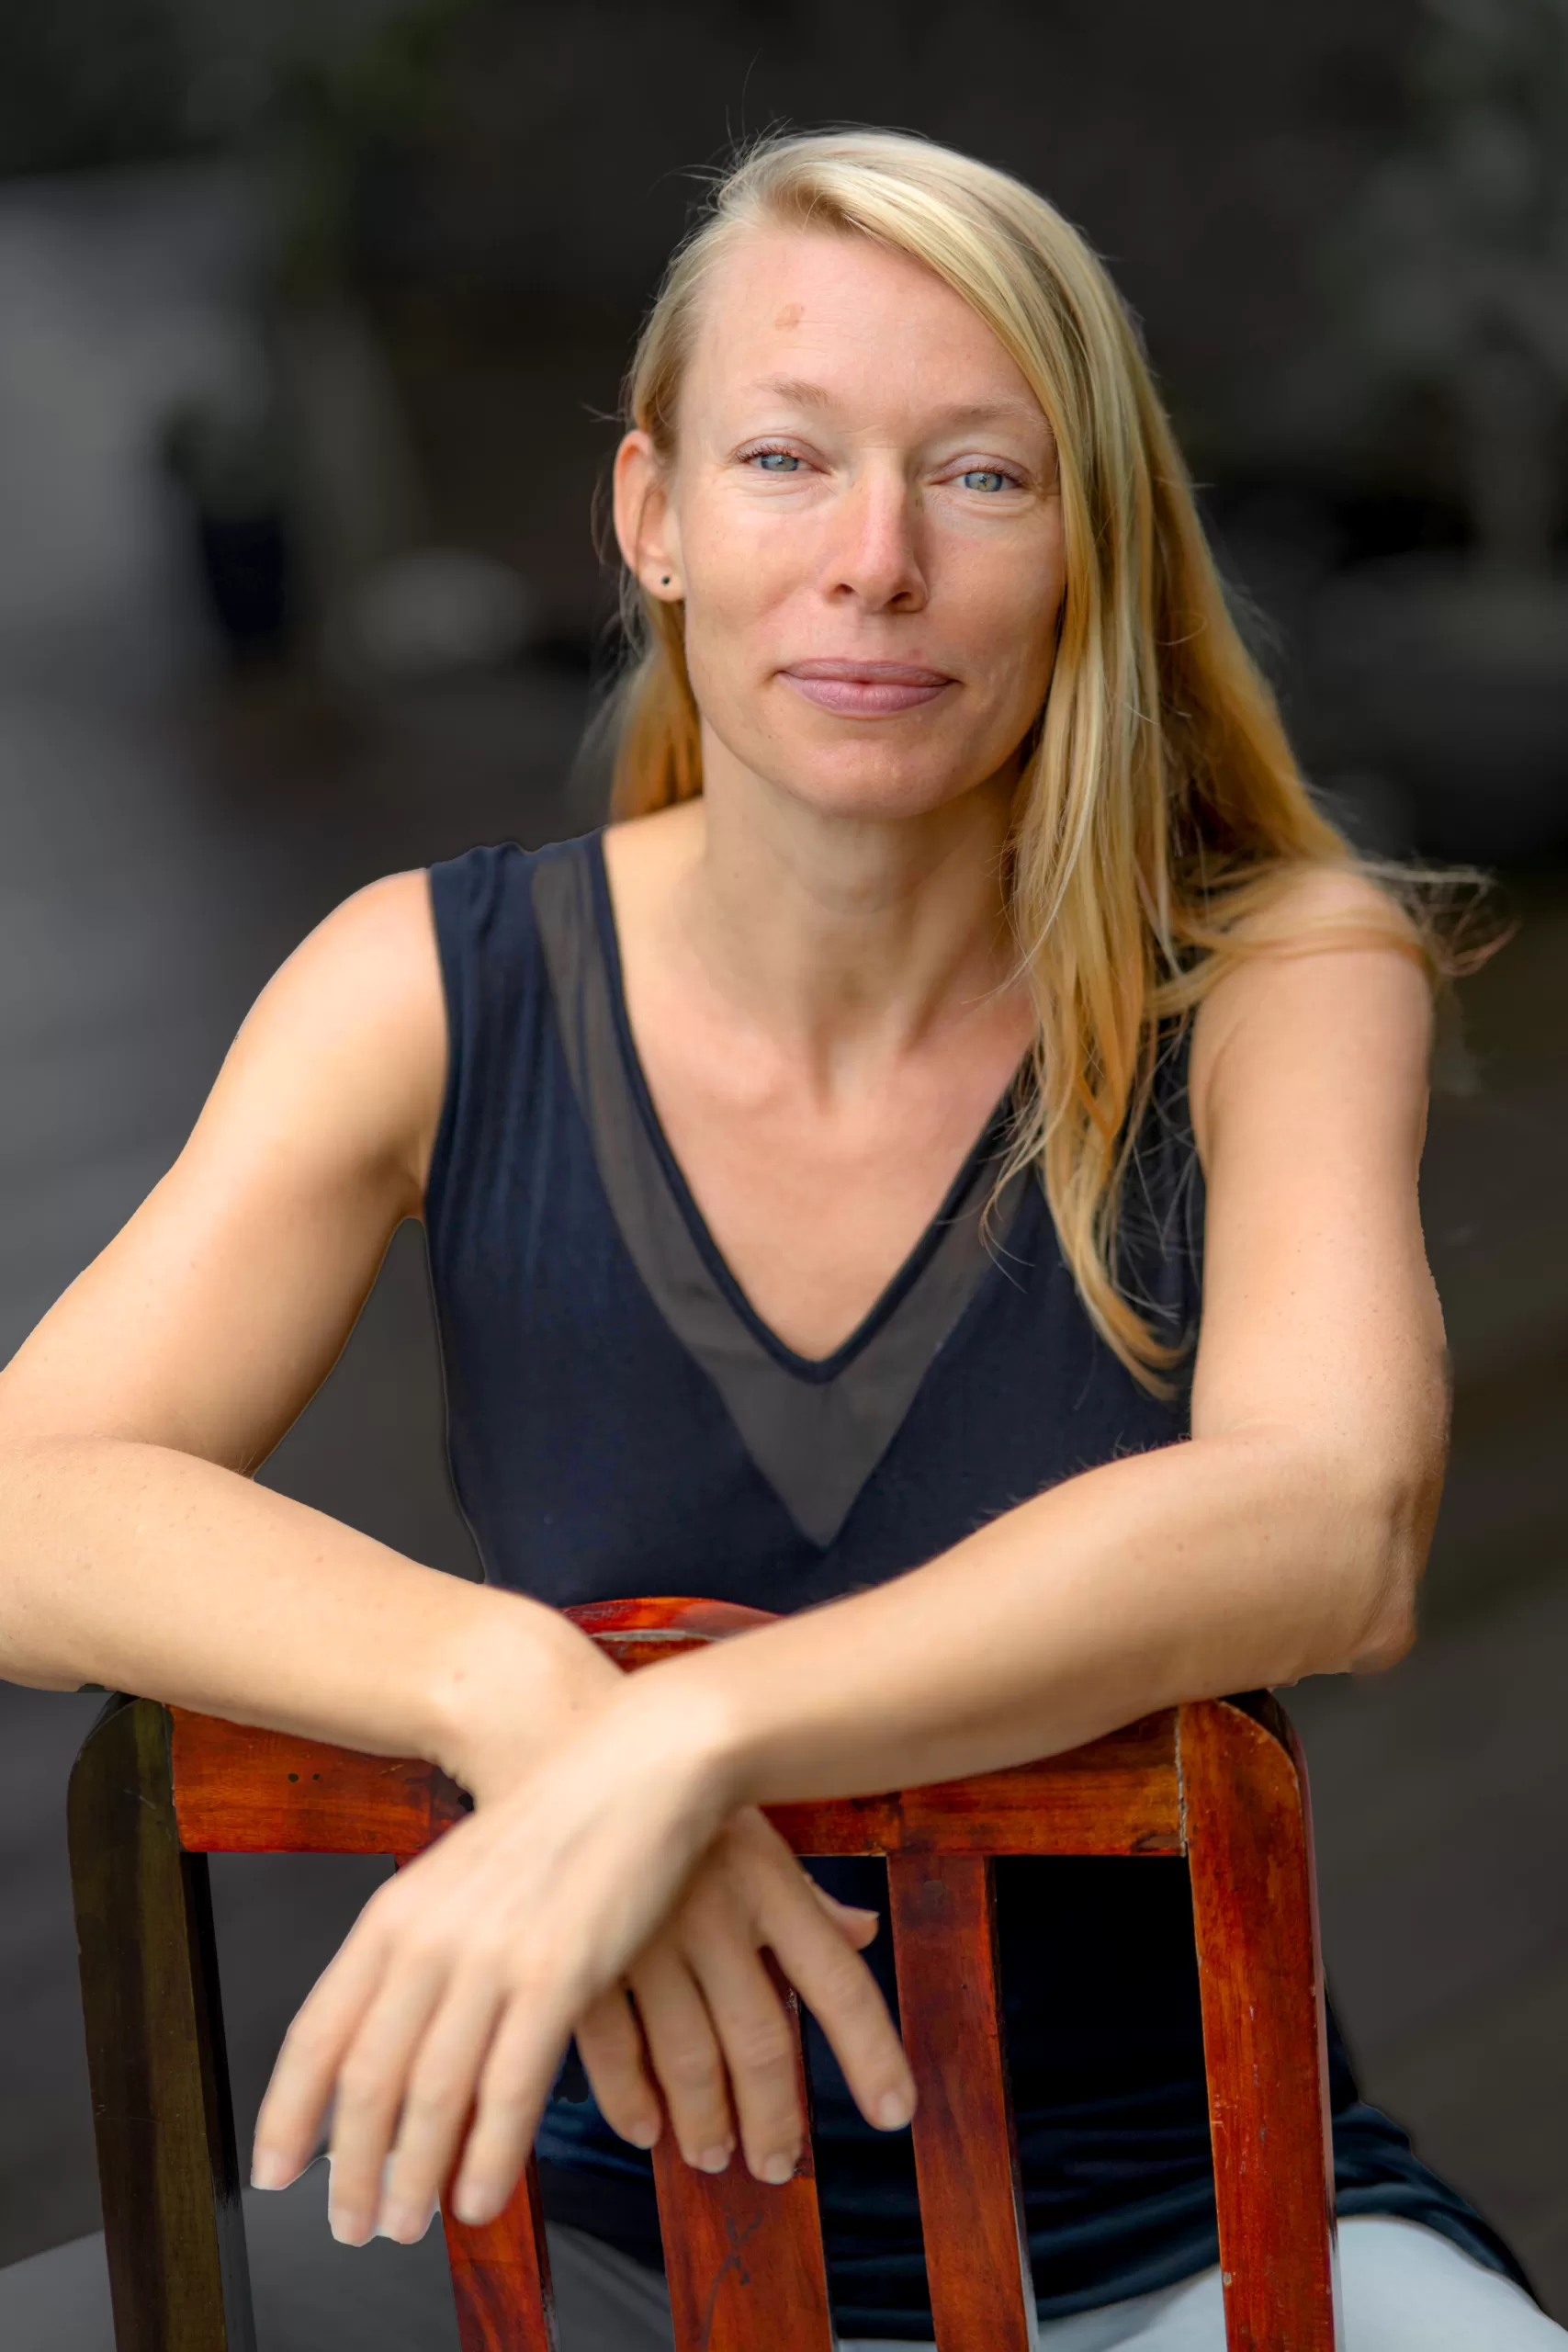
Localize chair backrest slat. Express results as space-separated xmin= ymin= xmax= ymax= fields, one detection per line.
xmin=767 ymin=1711 xmax=1179 ymax=1860
xmin=1180 ymin=1701 xmax=1338 ymax=2352
xmin=167 ymin=1695 xmax=1179 ymax=1869
xmin=652 ymin=1975 xmax=836 ymax=2352
xmin=441 ymin=2152 xmax=559 ymax=2352
xmin=887 ymin=1853 xmax=1036 ymax=2352
xmin=170 ymin=1706 xmax=465 ymax=1853
xmin=387 ymin=1855 xmax=560 ymax=2350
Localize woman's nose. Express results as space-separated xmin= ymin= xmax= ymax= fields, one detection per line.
xmin=826 ymin=471 xmax=927 ymax=613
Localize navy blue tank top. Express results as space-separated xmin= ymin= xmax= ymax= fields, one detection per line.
xmin=423 ymin=833 xmax=1527 ymax=2335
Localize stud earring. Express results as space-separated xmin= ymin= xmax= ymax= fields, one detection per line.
xmin=660 ymin=574 xmax=671 ymax=585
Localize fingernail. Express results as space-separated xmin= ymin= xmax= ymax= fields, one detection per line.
xmin=626 ymin=2117 xmax=660 ymax=2150
xmin=453 ymin=2184 xmax=496 ymax=2227
xmin=877 ymin=2087 xmax=915 ymax=2130
xmin=377 ymin=2198 xmax=434 ymax=2244
xmin=761 ymin=2152 xmax=795 ymax=2186
xmin=698 ymin=2143 xmax=731 ymax=2175
xmin=250 ymin=2151 xmax=290 ymax=2191
xmin=329 ymin=2207 xmax=369 ymax=2246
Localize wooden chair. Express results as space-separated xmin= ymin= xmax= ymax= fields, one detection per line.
xmin=68 ymin=1596 xmax=1339 ymax=2352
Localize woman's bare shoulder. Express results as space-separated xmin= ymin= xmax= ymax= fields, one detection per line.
xmin=204 ymin=868 xmax=448 ymax=1203
xmin=1188 ymin=865 xmax=1432 ymax=1166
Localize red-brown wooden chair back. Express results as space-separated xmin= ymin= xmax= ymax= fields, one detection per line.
xmin=68 ymin=1596 xmax=1339 ymax=2352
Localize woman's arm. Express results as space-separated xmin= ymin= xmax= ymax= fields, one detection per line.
xmin=258 ymin=882 xmax=1448 ymax=2238
xmin=2 ymin=875 xmax=911 ymax=2212
xmin=636 ymin=888 xmax=1443 ymax=1806
xmin=0 ymin=874 xmax=605 ymax=1791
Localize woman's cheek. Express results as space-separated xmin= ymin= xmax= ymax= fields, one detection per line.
xmin=684 ymin=553 xmax=800 ymax=699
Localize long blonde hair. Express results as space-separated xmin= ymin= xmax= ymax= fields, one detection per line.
xmin=608 ymin=129 xmax=1423 ymax=1383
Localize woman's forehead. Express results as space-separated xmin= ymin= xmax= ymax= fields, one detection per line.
xmin=687 ymin=226 xmax=1045 ymax=431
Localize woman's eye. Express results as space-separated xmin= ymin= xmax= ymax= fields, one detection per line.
xmin=753 ymin=450 xmax=802 ymax=473
xmin=960 ymin=468 xmax=1010 ymax=493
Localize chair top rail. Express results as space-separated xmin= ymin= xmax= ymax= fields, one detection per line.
xmin=162 ymin=1599 xmax=1297 ymax=1860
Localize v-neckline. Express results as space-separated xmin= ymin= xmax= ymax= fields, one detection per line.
xmin=586 ymin=831 xmax=1020 ymax=1385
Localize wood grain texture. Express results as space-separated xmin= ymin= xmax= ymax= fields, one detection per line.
xmin=767 ymin=1713 xmax=1180 ymax=1860
xmin=441 ymin=2152 xmax=560 ymax=2352
xmin=652 ymin=1975 xmax=834 ymax=2352
xmin=169 ymin=1708 xmax=1179 ymax=1863
xmin=1180 ymin=1699 xmax=1338 ymax=2352
xmin=886 ymin=1853 xmax=1035 ymax=2352
xmin=566 ymin=1597 xmax=778 ymax=1643
xmin=170 ymin=1706 xmax=467 ymax=1854
xmin=69 ymin=1695 xmax=256 ymax=2352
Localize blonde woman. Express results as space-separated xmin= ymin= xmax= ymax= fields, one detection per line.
xmin=0 ymin=132 xmax=1556 ymax=2350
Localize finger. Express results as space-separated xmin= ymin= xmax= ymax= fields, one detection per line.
xmin=323 ymin=1950 xmax=452 ymax=2244
xmin=806 ymin=1875 xmax=883 ymax=1949
xmin=677 ymin=1904 xmax=805 ymax=2186
xmin=253 ymin=1922 xmax=391 ymax=2193
xmin=574 ymin=1987 xmax=661 ymax=2152
xmin=450 ymin=1995 xmax=572 ymax=2227
xmin=378 ymin=1970 xmax=507 ymax=2243
xmin=627 ymin=1941 xmax=734 ymax=2175
xmin=747 ymin=1849 xmax=915 ymax=2134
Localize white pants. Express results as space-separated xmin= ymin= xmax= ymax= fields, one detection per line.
xmin=0 ymin=2158 xmax=1559 ymax=2348
xmin=544 ymin=2207 xmax=1562 ymax=2352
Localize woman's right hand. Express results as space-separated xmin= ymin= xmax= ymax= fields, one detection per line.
xmin=254 ymin=1672 xmax=914 ymax=2245
xmin=435 ymin=1625 xmax=915 ymax=2197
xmin=572 ymin=1804 xmax=913 ymax=2187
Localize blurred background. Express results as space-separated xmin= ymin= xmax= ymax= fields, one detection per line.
xmin=2 ymin=0 xmax=1566 ymax=2321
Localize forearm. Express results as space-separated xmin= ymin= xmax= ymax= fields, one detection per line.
xmin=645 ymin=1430 xmax=1427 ymax=1809
xmin=0 ymin=1435 xmax=613 ymax=1792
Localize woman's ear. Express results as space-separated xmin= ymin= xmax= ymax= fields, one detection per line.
xmin=613 ymin=431 xmax=683 ymax=602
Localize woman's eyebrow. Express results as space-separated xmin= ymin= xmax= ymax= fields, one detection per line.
xmin=747 ymin=375 xmax=1045 ymax=438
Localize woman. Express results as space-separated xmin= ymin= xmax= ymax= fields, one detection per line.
xmin=0 ymin=131 xmax=1557 ymax=2350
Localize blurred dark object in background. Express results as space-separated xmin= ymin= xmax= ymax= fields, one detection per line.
xmin=0 ymin=0 xmax=1565 ymax=2318
xmin=158 ymin=392 xmax=297 ymax=663
xmin=1302 ymin=0 xmax=1568 ymax=860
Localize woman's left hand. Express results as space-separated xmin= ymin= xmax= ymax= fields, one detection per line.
xmin=573 ymin=1804 xmax=913 ymax=2187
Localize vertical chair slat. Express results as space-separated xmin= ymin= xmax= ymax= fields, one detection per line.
xmin=1180 ymin=1700 xmax=1338 ymax=2352
xmin=386 ymin=1855 xmax=560 ymax=2351
xmin=886 ymin=1852 xmax=1035 ymax=2352
xmin=441 ymin=2154 xmax=560 ymax=2352
xmin=69 ymin=1695 xmax=256 ymax=2352
xmin=652 ymin=1975 xmax=835 ymax=2352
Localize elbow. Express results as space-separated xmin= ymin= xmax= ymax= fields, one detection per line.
xmin=1347 ymin=1571 xmax=1418 ymax=1675
xmin=1325 ymin=1447 xmax=1438 ymax=1676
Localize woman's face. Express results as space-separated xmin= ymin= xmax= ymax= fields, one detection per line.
xmin=615 ymin=227 xmax=1066 ymax=825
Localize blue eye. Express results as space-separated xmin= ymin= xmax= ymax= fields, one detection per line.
xmin=962 ymin=468 xmax=1010 ymax=492
xmin=755 ymin=450 xmax=801 ymax=472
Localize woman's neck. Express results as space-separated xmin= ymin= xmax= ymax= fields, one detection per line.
xmin=631 ymin=739 xmax=1027 ymax=1097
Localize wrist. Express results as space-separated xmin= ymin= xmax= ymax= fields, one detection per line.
xmin=421 ymin=1588 xmax=619 ymax=1803
xmin=613 ymin=1648 xmax=755 ymax=1818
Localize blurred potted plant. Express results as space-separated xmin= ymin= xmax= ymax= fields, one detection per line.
xmin=1315 ymin=0 xmax=1568 ymax=859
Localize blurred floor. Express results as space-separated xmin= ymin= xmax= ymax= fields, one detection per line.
xmin=1 ymin=168 xmax=1565 ymax=2319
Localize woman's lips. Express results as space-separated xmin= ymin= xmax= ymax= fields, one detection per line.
xmin=780 ymin=661 xmax=954 ymax=717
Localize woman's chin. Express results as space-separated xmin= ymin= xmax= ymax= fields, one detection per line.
xmin=742 ymin=749 xmax=1001 ymax=829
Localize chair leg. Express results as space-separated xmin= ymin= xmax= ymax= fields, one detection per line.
xmin=68 ymin=1696 xmax=256 ymax=2352
xmin=1180 ymin=1698 xmax=1338 ymax=2352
